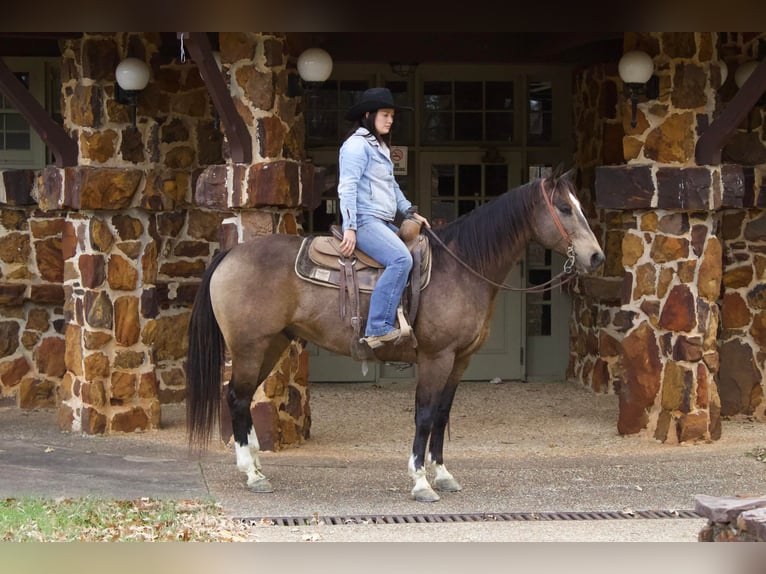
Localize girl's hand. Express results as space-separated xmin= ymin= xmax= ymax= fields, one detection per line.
xmin=340 ymin=229 xmax=357 ymax=257
xmin=411 ymin=212 xmax=431 ymax=229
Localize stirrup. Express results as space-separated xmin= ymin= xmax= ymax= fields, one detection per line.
xmin=396 ymin=306 xmax=412 ymax=339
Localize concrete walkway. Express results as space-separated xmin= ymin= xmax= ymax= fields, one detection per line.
xmin=2 ymin=380 xmax=765 ymax=542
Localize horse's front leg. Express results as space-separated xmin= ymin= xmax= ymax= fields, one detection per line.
xmin=409 ymin=354 xmax=455 ymax=502
xmin=427 ymin=356 xmax=470 ymax=493
xmin=228 ymin=382 xmax=273 ymax=493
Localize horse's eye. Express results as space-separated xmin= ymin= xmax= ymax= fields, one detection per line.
xmin=558 ymin=204 xmax=572 ymax=215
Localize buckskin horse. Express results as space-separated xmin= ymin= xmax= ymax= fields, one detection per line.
xmin=186 ymin=168 xmax=604 ymax=502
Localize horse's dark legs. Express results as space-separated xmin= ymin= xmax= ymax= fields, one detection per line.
xmin=409 ymin=354 xmax=455 ymax=502
xmin=426 ymin=357 xmax=470 ymax=493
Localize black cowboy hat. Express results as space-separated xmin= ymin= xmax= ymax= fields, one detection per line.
xmin=345 ymin=87 xmax=412 ymax=121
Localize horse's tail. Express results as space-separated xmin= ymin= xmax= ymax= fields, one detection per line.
xmin=186 ymin=248 xmax=230 ymax=451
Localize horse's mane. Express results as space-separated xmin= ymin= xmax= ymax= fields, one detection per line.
xmin=430 ymin=176 xmax=562 ymax=273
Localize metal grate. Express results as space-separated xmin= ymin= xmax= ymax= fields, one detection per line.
xmin=237 ymin=509 xmax=701 ymax=527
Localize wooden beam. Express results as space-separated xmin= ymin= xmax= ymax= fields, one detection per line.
xmin=696 ymin=58 xmax=766 ymax=166
xmin=181 ymin=32 xmax=252 ymax=164
xmin=0 ymin=57 xmax=77 ymax=168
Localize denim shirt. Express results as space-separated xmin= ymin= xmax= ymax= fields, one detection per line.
xmin=337 ymin=127 xmax=412 ymax=232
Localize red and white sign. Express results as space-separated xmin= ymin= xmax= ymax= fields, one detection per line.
xmin=391 ymin=146 xmax=408 ymax=175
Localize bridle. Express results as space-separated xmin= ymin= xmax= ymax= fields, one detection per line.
xmin=423 ymin=179 xmax=577 ymax=294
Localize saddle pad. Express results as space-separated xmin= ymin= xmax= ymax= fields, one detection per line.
xmin=309 ymin=236 xmax=384 ymax=270
xmin=295 ymin=235 xmax=432 ymax=293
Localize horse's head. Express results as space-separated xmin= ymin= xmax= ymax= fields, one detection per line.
xmin=531 ymin=168 xmax=604 ymax=274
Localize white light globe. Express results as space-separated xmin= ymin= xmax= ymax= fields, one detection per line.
xmin=618 ymin=50 xmax=654 ymax=84
xmin=297 ymin=48 xmax=333 ymax=83
xmin=735 ymin=60 xmax=759 ymax=88
xmin=718 ymin=60 xmax=728 ymax=86
xmin=115 ymin=58 xmax=150 ymax=91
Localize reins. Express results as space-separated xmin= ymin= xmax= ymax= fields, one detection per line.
xmin=423 ymin=180 xmax=577 ymax=294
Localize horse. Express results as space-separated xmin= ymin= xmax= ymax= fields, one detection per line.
xmin=185 ymin=168 xmax=604 ymax=502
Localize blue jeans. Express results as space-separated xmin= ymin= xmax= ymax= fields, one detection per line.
xmin=355 ymin=214 xmax=413 ymax=337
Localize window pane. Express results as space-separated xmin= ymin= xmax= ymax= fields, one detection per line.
xmin=455 ymin=81 xmax=482 ymax=110
xmin=339 ymin=80 xmax=368 ymax=108
xmin=528 ymin=80 xmax=553 ymax=145
xmin=455 ymin=112 xmax=482 ymax=140
xmin=431 ymin=200 xmax=455 ymax=227
xmin=387 ymin=80 xmax=413 ymax=145
xmin=431 ymin=164 xmax=455 ymax=197
xmin=6 ymin=113 xmax=29 ymax=131
xmin=485 ymin=165 xmax=507 ymax=197
xmin=486 ymin=81 xmax=514 ymax=109
xmin=315 ymin=81 xmax=338 ymax=108
xmin=309 ymin=110 xmax=338 ymax=140
xmin=6 ymin=132 xmax=30 ymax=150
xmin=458 ymin=199 xmax=479 ymax=216
xmin=485 ymin=111 xmax=514 ymax=141
xmin=423 ymin=111 xmax=451 ymax=142
xmin=458 ymin=164 xmax=481 ymax=196
xmin=423 ymin=82 xmax=452 ymax=110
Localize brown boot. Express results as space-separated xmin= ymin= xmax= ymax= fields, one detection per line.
xmin=361 ymin=329 xmax=402 ymax=349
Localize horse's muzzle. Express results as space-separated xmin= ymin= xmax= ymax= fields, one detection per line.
xmin=586 ymin=251 xmax=605 ymax=273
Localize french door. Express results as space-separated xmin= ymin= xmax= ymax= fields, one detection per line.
xmin=418 ymin=150 xmax=525 ymax=381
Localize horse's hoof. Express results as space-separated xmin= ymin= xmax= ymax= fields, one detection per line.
xmin=412 ymin=487 xmax=441 ymax=503
xmin=247 ymin=478 xmax=274 ymax=493
xmin=434 ymin=477 xmax=462 ymax=492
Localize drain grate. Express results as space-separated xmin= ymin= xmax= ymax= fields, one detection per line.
xmin=237 ymin=509 xmax=701 ymax=527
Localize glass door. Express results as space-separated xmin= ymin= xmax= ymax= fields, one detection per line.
xmin=419 ymin=150 xmax=525 ymax=381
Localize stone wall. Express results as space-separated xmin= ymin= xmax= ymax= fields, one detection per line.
xmin=0 ymin=173 xmax=66 ymax=409
xmin=569 ymin=61 xmax=626 ymax=395
xmin=696 ymin=494 xmax=766 ymax=542
xmin=577 ymin=32 xmax=766 ymax=441
xmin=718 ymin=205 xmax=766 ymax=420
xmin=0 ymin=32 xmax=320 ymax=447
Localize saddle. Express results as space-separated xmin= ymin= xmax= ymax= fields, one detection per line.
xmin=295 ymin=220 xmax=432 ymax=357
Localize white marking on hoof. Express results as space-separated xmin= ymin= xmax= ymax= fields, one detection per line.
xmin=235 ymin=426 xmax=269 ymax=488
xmin=425 ymin=453 xmax=462 ymax=492
xmin=408 ymin=454 xmax=440 ymax=502
xmin=247 ymin=428 xmax=262 ymax=471
xmin=433 ymin=464 xmax=462 ymax=493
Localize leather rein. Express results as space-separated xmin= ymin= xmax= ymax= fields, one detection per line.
xmin=423 ymin=180 xmax=577 ymax=294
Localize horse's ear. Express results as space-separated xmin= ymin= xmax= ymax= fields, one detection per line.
xmin=547 ymin=163 xmax=573 ymax=189
xmin=561 ymin=166 xmax=575 ymax=182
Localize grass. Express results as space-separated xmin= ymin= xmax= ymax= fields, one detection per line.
xmin=0 ymin=497 xmax=254 ymax=541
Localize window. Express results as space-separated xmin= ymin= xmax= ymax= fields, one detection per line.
xmin=527 ymin=80 xmax=553 ymax=145
xmin=429 ymin=162 xmax=509 ymax=226
xmin=305 ymin=79 xmax=369 ymax=147
xmin=0 ymin=58 xmax=58 ymax=169
xmin=422 ymin=80 xmax=514 ymax=144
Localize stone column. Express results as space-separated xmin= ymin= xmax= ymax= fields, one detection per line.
xmin=0 ymin=174 xmax=66 ymax=412
xmin=193 ymin=33 xmax=323 ymax=450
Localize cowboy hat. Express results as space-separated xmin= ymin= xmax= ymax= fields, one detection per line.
xmin=345 ymin=87 xmax=412 ymax=121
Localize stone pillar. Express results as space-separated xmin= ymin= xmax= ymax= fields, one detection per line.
xmin=193 ymin=33 xmax=322 ymax=450
xmin=0 ymin=174 xmax=66 ymax=411
xmin=588 ymin=33 xmax=740 ymax=442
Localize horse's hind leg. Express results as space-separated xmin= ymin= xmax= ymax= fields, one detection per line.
xmin=228 ymin=334 xmax=291 ymax=493
xmin=227 ymin=381 xmax=272 ymax=492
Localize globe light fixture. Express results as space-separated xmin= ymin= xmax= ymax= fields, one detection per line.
xmin=296 ymin=47 xmax=333 ymax=87
xmin=618 ymin=50 xmax=660 ymax=128
xmin=115 ymin=57 xmax=151 ymax=128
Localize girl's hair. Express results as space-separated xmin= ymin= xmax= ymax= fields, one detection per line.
xmin=343 ymin=110 xmax=393 ymax=147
